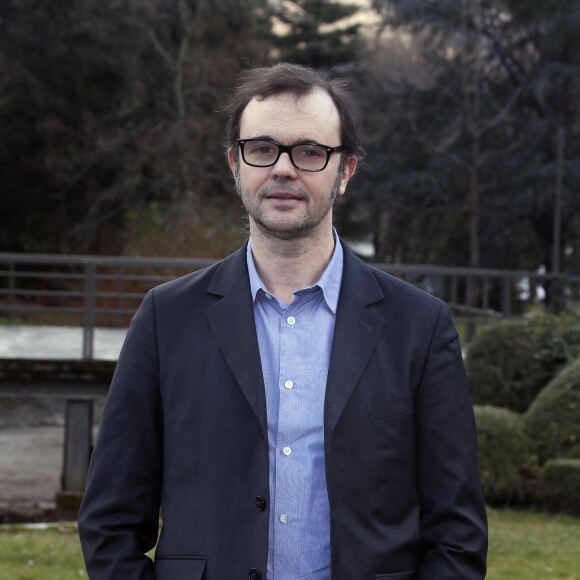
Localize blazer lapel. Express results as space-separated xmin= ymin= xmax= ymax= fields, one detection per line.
xmin=324 ymin=245 xmax=385 ymax=447
xmin=206 ymin=244 xmax=268 ymax=431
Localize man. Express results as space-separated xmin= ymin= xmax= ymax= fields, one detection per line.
xmin=78 ymin=63 xmax=487 ymax=579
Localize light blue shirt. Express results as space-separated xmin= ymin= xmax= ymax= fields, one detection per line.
xmin=247 ymin=236 xmax=343 ymax=580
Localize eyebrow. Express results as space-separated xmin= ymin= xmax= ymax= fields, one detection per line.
xmin=245 ymin=135 xmax=324 ymax=146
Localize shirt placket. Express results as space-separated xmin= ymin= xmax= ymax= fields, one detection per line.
xmin=272 ymin=297 xmax=307 ymax=579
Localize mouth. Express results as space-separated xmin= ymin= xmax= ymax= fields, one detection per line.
xmin=265 ymin=191 xmax=304 ymax=200
xmin=263 ymin=193 xmax=306 ymax=210
xmin=263 ymin=190 xmax=308 ymax=205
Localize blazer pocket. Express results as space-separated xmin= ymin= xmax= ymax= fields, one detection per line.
xmin=368 ymin=393 xmax=413 ymax=422
xmin=154 ymin=556 xmax=207 ymax=580
xmin=376 ymin=571 xmax=414 ymax=579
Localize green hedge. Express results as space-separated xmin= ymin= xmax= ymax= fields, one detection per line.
xmin=527 ymin=310 xmax=580 ymax=372
xmin=466 ymin=311 xmax=580 ymax=413
xmin=474 ymin=405 xmax=539 ymax=505
xmin=540 ymin=459 xmax=580 ymax=516
xmin=467 ymin=321 xmax=548 ymax=412
xmin=525 ymin=357 xmax=580 ymax=464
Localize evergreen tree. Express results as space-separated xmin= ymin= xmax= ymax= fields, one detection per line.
xmin=0 ymin=0 xmax=127 ymax=252
xmin=0 ymin=0 xmax=274 ymax=253
xmin=273 ymin=0 xmax=361 ymax=69
xmin=360 ymin=0 xmax=580 ymax=275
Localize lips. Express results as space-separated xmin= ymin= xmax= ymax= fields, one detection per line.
xmin=265 ymin=192 xmax=304 ymax=200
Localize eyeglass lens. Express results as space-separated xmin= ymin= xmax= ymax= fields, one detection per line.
xmin=242 ymin=140 xmax=329 ymax=171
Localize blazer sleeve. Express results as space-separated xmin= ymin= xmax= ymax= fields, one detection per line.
xmin=414 ymin=302 xmax=488 ymax=579
xmin=78 ymin=290 xmax=162 ymax=580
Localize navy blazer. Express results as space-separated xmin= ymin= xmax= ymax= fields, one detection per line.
xmin=78 ymin=241 xmax=487 ymax=580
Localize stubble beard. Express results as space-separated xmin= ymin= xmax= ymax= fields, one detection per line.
xmin=234 ymin=163 xmax=343 ymax=241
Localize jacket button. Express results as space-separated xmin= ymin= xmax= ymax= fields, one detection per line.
xmin=255 ymin=496 xmax=267 ymax=511
xmin=248 ymin=568 xmax=262 ymax=579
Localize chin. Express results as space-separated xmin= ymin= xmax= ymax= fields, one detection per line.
xmin=257 ymin=219 xmax=323 ymax=241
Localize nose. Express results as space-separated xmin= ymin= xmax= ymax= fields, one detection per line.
xmin=271 ymin=151 xmax=298 ymax=178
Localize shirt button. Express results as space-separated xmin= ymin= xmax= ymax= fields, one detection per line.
xmin=282 ymin=446 xmax=292 ymax=456
xmin=279 ymin=513 xmax=288 ymax=524
xmin=287 ymin=316 xmax=296 ymax=326
xmin=284 ymin=380 xmax=294 ymax=390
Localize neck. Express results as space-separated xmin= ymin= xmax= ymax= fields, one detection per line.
xmin=249 ymin=223 xmax=336 ymax=304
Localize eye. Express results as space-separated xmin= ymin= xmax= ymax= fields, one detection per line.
xmin=248 ymin=143 xmax=275 ymax=156
xmin=296 ymin=145 xmax=324 ymax=159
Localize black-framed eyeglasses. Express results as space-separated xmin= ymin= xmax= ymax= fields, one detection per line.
xmin=238 ymin=138 xmax=345 ymax=172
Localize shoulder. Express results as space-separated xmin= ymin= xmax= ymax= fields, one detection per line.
xmin=373 ymin=265 xmax=445 ymax=311
xmin=146 ymin=243 xmax=249 ymax=309
xmin=342 ymin=242 xmax=445 ymax=314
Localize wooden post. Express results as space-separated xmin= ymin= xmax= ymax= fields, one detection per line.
xmin=56 ymin=399 xmax=93 ymax=519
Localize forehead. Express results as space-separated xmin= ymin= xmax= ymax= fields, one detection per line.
xmin=239 ymin=89 xmax=341 ymax=144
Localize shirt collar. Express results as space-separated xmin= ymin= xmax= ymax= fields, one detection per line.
xmin=246 ymin=231 xmax=343 ymax=314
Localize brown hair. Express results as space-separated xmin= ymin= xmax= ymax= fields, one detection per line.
xmin=225 ymin=62 xmax=364 ymax=161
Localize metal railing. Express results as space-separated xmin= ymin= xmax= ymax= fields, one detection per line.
xmin=1 ymin=252 xmax=579 ymax=358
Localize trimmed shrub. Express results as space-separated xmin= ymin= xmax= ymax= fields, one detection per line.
xmin=467 ymin=321 xmax=547 ymax=412
xmin=466 ymin=311 xmax=580 ymax=413
xmin=527 ymin=311 xmax=580 ymax=373
xmin=540 ymin=459 xmax=580 ymax=516
xmin=474 ymin=405 xmax=539 ymax=505
xmin=525 ymin=357 xmax=580 ymax=464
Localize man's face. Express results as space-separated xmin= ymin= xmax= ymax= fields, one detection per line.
xmin=228 ymin=89 xmax=357 ymax=240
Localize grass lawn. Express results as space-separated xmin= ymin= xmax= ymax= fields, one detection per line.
xmin=0 ymin=508 xmax=578 ymax=579
xmin=487 ymin=508 xmax=580 ymax=579
xmin=0 ymin=522 xmax=87 ymax=580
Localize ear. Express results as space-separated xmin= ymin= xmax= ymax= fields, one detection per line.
xmin=227 ymin=148 xmax=237 ymax=175
xmin=337 ymin=156 xmax=358 ymax=197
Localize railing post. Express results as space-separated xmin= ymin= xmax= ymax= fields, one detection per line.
xmin=502 ymin=274 xmax=511 ymax=318
xmin=117 ymin=265 xmax=125 ymax=327
xmin=83 ymin=262 xmax=96 ymax=360
xmin=8 ymin=262 xmax=15 ymax=326
xmin=451 ymin=276 xmax=458 ymax=306
xmin=466 ymin=274 xmax=473 ymax=311
xmin=482 ymin=276 xmax=489 ymax=311
xmin=465 ymin=274 xmax=476 ymax=342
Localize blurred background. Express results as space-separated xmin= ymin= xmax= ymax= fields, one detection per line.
xmin=0 ymin=4 xmax=579 ymax=577
xmin=1 ymin=0 xmax=578 ymax=276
